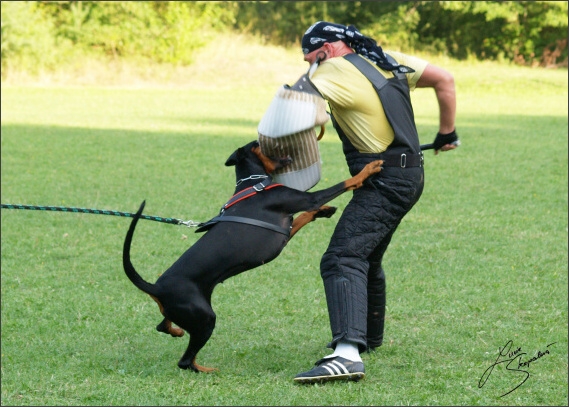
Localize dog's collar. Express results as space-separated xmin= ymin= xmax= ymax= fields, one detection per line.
xmin=235 ymin=174 xmax=269 ymax=187
xmin=253 ymin=176 xmax=272 ymax=191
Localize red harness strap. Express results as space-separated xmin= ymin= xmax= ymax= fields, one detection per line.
xmin=223 ymin=183 xmax=283 ymax=210
xmin=194 ymin=183 xmax=289 ymax=235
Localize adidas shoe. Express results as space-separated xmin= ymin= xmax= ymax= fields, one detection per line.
xmin=293 ymin=356 xmax=365 ymax=384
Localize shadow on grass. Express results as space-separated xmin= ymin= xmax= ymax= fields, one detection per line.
xmin=1 ymin=123 xmax=262 ymax=209
xmin=2 ymin=108 xmax=566 ymax=209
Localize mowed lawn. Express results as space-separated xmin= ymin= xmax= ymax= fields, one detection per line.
xmin=1 ymin=51 xmax=567 ymax=406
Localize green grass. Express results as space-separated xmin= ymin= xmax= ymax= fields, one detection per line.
xmin=1 ymin=42 xmax=568 ymax=406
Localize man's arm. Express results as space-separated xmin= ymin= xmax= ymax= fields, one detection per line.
xmin=416 ymin=64 xmax=458 ymax=153
xmin=416 ymin=64 xmax=456 ymax=134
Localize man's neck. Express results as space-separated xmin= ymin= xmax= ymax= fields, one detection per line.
xmin=329 ymin=41 xmax=354 ymax=58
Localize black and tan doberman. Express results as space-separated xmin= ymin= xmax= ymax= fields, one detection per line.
xmin=122 ymin=140 xmax=382 ymax=372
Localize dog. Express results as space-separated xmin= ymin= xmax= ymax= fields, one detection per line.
xmin=123 ymin=140 xmax=382 ymax=373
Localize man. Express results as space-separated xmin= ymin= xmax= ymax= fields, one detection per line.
xmin=293 ymin=21 xmax=458 ymax=384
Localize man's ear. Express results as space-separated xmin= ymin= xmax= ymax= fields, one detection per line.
xmin=320 ymin=42 xmax=334 ymax=60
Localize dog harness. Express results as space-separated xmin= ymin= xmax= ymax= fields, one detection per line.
xmin=221 ymin=179 xmax=281 ymax=210
xmin=195 ymin=179 xmax=290 ymax=236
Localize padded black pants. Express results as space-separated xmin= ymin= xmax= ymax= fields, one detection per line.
xmin=320 ymin=166 xmax=424 ymax=353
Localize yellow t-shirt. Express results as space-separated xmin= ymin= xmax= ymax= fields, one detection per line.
xmin=310 ymin=51 xmax=428 ymax=153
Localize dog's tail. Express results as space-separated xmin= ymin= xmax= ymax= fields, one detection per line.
xmin=123 ymin=200 xmax=158 ymax=296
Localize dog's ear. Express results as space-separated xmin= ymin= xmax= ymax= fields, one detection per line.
xmin=225 ymin=147 xmax=243 ymax=166
xmin=226 ymin=141 xmax=258 ymax=166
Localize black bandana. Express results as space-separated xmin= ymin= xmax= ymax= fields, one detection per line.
xmin=301 ymin=21 xmax=414 ymax=74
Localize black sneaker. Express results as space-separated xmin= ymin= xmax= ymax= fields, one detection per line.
xmin=293 ymin=356 xmax=365 ymax=384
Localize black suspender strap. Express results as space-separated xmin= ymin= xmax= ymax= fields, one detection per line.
xmin=342 ymin=53 xmax=422 ymax=156
xmin=343 ymin=53 xmax=406 ymax=90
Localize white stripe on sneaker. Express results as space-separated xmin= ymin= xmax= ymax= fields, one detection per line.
xmin=330 ymin=362 xmax=343 ymax=375
xmin=322 ymin=364 xmax=336 ymax=375
xmin=331 ymin=360 xmax=350 ymax=374
xmin=320 ymin=359 xmax=350 ymax=376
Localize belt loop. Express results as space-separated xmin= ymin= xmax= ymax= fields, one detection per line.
xmin=400 ymin=153 xmax=407 ymax=168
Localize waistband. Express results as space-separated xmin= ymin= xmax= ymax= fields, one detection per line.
xmin=380 ymin=152 xmax=423 ymax=168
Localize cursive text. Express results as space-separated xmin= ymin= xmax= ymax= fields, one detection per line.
xmin=479 ymin=340 xmax=556 ymax=397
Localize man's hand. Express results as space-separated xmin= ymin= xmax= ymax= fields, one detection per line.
xmin=433 ymin=130 xmax=460 ymax=155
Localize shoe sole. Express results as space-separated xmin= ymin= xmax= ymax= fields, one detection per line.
xmin=293 ymin=372 xmax=365 ymax=384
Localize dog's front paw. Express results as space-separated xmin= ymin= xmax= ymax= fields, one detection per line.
xmin=365 ymin=160 xmax=383 ymax=176
xmin=314 ymin=205 xmax=337 ymax=219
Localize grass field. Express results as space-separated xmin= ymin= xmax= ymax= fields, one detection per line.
xmin=1 ymin=37 xmax=568 ymax=406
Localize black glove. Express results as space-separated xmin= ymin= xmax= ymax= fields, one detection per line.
xmin=433 ymin=130 xmax=459 ymax=151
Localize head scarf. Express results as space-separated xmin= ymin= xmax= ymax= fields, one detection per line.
xmin=301 ymin=21 xmax=414 ymax=74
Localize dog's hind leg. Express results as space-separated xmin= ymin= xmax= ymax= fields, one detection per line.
xmin=156 ymin=318 xmax=185 ymax=337
xmin=289 ymin=205 xmax=337 ymax=239
xmin=176 ymin=313 xmax=217 ymax=373
xmin=150 ymin=295 xmax=184 ymax=337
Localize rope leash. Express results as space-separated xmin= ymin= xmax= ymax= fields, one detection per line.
xmin=0 ymin=203 xmax=201 ymax=227
xmin=2 ymin=145 xmax=453 ymax=226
